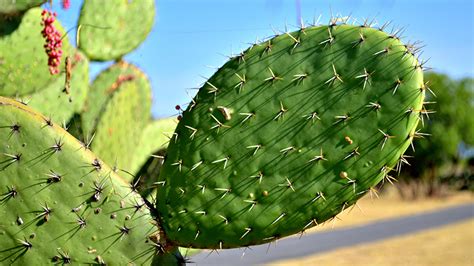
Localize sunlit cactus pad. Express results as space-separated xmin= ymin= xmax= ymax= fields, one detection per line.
xmin=157 ymin=24 xmax=425 ymax=248
xmin=0 ymin=97 xmax=156 ymax=264
xmin=0 ymin=8 xmax=71 ymax=96
xmin=81 ymin=62 xmax=152 ymax=179
xmin=78 ymin=0 xmax=155 ymax=61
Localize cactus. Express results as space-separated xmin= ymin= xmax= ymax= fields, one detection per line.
xmin=156 ymin=24 xmax=425 ymax=248
xmin=81 ymin=62 xmax=152 ymax=180
xmin=0 ymin=0 xmax=430 ymax=263
xmin=77 ymin=0 xmax=155 ymax=61
xmin=0 ymin=96 xmax=158 ymax=264
xmin=0 ymin=8 xmax=72 ymax=96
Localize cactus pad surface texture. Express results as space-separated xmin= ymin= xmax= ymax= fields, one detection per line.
xmin=78 ymin=0 xmax=155 ymax=61
xmin=0 ymin=97 xmax=157 ymax=265
xmin=157 ymin=24 xmax=425 ymax=249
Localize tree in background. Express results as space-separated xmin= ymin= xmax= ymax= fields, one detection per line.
xmin=397 ymin=72 xmax=474 ymax=198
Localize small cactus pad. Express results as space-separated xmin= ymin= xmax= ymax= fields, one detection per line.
xmin=78 ymin=0 xmax=155 ymax=61
xmin=0 ymin=8 xmax=72 ymax=96
xmin=0 ymin=96 xmax=157 ymax=264
xmin=81 ymin=62 xmax=152 ymax=179
xmin=157 ymin=24 xmax=425 ymax=248
xmin=0 ymin=0 xmax=45 ymax=15
xmin=28 ymin=51 xmax=89 ymax=124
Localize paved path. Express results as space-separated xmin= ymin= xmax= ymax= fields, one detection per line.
xmin=190 ymin=203 xmax=474 ymax=265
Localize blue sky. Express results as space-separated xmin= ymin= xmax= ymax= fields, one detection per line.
xmin=54 ymin=0 xmax=473 ymax=118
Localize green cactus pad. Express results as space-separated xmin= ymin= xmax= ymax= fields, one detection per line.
xmin=28 ymin=51 xmax=89 ymax=124
xmin=0 ymin=8 xmax=72 ymax=96
xmin=0 ymin=96 xmax=158 ymax=264
xmin=157 ymin=24 xmax=425 ymax=248
xmin=130 ymin=117 xmax=178 ymax=176
xmin=78 ymin=0 xmax=155 ymax=61
xmin=81 ymin=62 xmax=152 ymax=180
xmin=0 ymin=0 xmax=45 ymax=15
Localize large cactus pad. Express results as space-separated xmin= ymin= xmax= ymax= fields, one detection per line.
xmin=157 ymin=24 xmax=425 ymax=248
xmin=0 ymin=97 xmax=157 ymax=264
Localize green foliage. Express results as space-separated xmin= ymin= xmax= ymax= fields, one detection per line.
xmin=78 ymin=0 xmax=155 ymax=61
xmin=0 ymin=97 xmax=157 ymax=265
xmin=157 ymin=24 xmax=424 ymax=248
xmin=400 ymin=72 xmax=473 ymax=188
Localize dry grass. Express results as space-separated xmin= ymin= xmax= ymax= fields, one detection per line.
xmin=306 ymin=189 xmax=473 ymax=233
xmin=270 ymin=218 xmax=474 ymax=266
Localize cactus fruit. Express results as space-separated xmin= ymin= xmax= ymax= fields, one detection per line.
xmin=77 ymin=0 xmax=155 ymax=61
xmin=156 ymin=24 xmax=425 ymax=248
xmin=81 ymin=62 xmax=152 ymax=180
xmin=0 ymin=0 xmax=45 ymax=15
xmin=0 ymin=8 xmax=71 ymax=96
xmin=0 ymin=96 xmax=158 ymax=264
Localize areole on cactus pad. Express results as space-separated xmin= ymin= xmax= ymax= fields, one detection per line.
xmin=156 ymin=24 xmax=425 ymax=249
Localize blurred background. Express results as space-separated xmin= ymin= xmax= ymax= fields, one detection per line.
xmin=54 ymin=0 xmax=473 ymax=265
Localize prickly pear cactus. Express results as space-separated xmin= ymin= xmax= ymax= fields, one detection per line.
xmin=81 ymin=62 xmax=152 ymax=179
xmin=0 ymin=7 xmax=71 ymax=96
xmin=28 ymin=51 xmax=89 ymax=124
xmin=0 ymin=96 xmax=157 ymax=264
xmin=156 ymin=24 xmax=425 ymax=248
xmin=78 ymin=0 xmax=155 ymax=61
